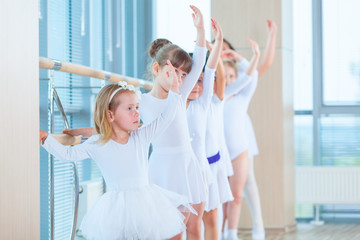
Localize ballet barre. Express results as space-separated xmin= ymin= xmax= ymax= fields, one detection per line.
xmin=39 ymin=57 xmax=153 ymax=147
xmin=39 ymin=57 xmax=153 ymax=90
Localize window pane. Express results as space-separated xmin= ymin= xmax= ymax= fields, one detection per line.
xmin=320 ymin=115 xmax=360 ymax=166
xmin=295 ymin=115 xmax=314 ymax=219
xmin=155 ymin=0 xmax=211 ymax=52
xmin=322 ymin=0 xmax=360 ymax=105
xmin=295 ymin=115 xmax=313 ymax=166
xmin=293 ymin=0 xmax=313 ymax=111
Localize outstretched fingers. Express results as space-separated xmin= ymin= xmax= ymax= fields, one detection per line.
xmin=167 ymin=60 xmax=180 ymax=93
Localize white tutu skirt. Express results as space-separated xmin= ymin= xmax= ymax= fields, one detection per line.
xmin=79 ymin=184 xmax=195 ymax=240
xmin=205 ymin=160 xmax=234 ymax=212
xmin=149 ymin=147 xmax=208 ymax=205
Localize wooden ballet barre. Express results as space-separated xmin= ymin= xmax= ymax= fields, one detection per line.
xmin=39 ymin=57 xmax=153 ymax=90
xmin=52 ymin=134 xmax=82 ymax=146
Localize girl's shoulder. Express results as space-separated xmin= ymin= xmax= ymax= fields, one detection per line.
xmin=84 ymin=134 xmax=103 ymax=146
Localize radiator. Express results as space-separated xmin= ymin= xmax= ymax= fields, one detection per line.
xmin=296 ymin=166 xmax=360 ymax=205
xmin=76 ymin=179 xmax=104 ymax=236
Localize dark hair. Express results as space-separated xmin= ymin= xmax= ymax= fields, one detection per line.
xmin=223 ymin=38 xmax=235 ymax=50
xmin=149 ymin=38 xmax=173 ymax=58
xmin=149 ymin=38 xmax=192 ymax=74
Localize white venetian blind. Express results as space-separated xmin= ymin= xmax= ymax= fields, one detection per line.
xmin=39 ymin=0 xmax=104 ymax=239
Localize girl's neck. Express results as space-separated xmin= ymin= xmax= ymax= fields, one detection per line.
xmin=111 ymin=128 xmax=130 ymax=144
xmin=150 ymin=81 xmax=169 ymax=99
xmin=186 ymin=99 xmax=190 ymax=109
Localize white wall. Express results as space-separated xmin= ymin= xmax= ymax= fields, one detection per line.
xmin=0 ymin=0 xmax=40 ymax=239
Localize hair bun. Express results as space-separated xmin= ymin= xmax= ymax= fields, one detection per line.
xmin=149 ymin=38 xmax=173 ymax=58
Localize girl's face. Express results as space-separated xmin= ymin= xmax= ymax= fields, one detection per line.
xmin=109 ymin=92 xmax=140 ymax=132
xmin=154 ymin=63 xmax=188 ymax=92
xmin=222 ymin=42 xmax=231 ymax=51
xmin=224 ymin=65 xmax=237 ymax=85
xmin=188 ymin=72 xmax=204 ymax=100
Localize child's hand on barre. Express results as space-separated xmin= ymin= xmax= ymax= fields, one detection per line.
xmin=40 ymin=129 xmax=49 ymax=145
xmin=62 ymin=127 xmax=94 ymax=138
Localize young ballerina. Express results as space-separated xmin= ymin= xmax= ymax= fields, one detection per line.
xmin=221 ymin=20 xmax=277 ymax=240
xmin=40 ymin=72 xmax=196 ymax=239
xmin=185 ymin=18 xmax=227 ymax=240
xmin=193 ymin=27 xmax=234 ymax=240
xmin=139 ymin=5 xmax=208 ymax=240
xmin=221 ymin=38 xmax=260 ymax=240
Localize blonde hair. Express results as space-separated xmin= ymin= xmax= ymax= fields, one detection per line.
xmin=94 ymin=84 xmax=134 ymax=143
xmin=223 ymin=60 xmax=239 ymax=78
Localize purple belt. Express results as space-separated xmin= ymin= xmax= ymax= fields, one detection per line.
xmin=207 ymin=151 xmax=220 ymax=164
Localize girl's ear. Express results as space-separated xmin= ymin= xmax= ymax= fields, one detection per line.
xmin=108 ymin=110 xmax=114 ymax=122
xmin=152 ymin=62 xmax=160 ymax=76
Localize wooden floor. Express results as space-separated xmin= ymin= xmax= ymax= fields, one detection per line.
xmin=237 ymin=223 xmax=360 ymax=240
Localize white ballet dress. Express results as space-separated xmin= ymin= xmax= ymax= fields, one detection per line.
xmin=186 ymin=66 xmax=215 ymax=189
xmin=42 ymin=91 xmax=194 ymax=240
xmin=223 ymin=59 xmax=257 ymax=160
xmin=238 ymin=59 xmax=259 ymax=158
xmin=139 ymin=45 xmax=208 ymax=205
xmin=204 ymin=94 xmax=234 ymax=211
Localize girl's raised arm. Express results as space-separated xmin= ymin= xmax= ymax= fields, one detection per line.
xmin=258 ymin=19 xmax=277 ymax=77
xmin=245 ymin=38 xmax=260 ymax=76
xmin=180 ymin=5 xmax=207 ymax=99
xmin=139 ymin=60 xmax=182 ymax=142
xmin=206 ymin=18 xmax=225 ymax=100
xmin=224 ymin=39 xmax=260 ymax=98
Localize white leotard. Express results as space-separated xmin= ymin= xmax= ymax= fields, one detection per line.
xmin=42 ymin=91 xmax=194 ymax=239
xmin=186 ymin=66 xmax=215 ymax=187
xmin=139 ymin=45 xmax=208 ymax=204
xmin=223 ymin=59 xmax=257 ymax=160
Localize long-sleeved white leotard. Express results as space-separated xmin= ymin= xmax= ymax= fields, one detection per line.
xmin=42 ymin=91 xmax=195 ymax=240
xmin=186 ymin=66 xmax=215 ymax=188
xmin=223 ymin=58 xmax=257 ymax=160
xmin=139 ymin=45 xmax=208 ymax=204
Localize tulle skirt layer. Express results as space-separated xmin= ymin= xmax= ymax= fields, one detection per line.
xmin=80 ymin=184 xmax=195 ymax=240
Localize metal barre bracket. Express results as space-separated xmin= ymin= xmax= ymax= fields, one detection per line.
xmin=104 ymin=71 xmax=111 ymax=80
xmin=52 ymin=60 xmax=62 ymax=70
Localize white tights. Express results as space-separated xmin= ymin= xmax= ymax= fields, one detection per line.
xmin=243 ymin=156 xmax=264 ymax=232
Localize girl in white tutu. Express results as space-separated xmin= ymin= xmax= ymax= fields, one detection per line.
xmin=185 ymin=17 xmax=226 ymax=240
xmin=39 ymin=71 xmax=195 ymax=240
xmin=139 ymin=5 xmax=208 ymax=240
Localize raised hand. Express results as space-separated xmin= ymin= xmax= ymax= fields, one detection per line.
xmin=166 ymin=60 xmax=180 ymax=93
xmin=190 ymin=5 xmax=204 ymax=30
xmin=221 ymin=49 xmax=243 ymax=62
xmin=206 ymin=17 xmax=223 ymax=69
xmin=245 ymin=38 xmax=260 ymax=76
xmin=211 ymin=17 xmax=223 ymax=42
xmin=248 ymin=38 xmax=260 ymax=57
xmin=267 ymin=19 xmax=277 ymax=37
